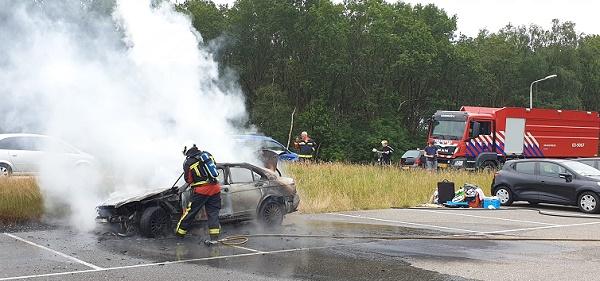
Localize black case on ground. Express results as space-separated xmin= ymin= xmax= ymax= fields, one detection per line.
xmin=437 ymin=181 xmax=455 ymax=204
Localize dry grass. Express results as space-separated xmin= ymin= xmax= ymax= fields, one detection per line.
xmin=0 ymin=177 xmax=43 ymax=223
xmin=285 ymin=163 xmax=494 ymax=213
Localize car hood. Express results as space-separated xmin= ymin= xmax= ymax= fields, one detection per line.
xmin=100 ymin=186 xmax=171 ymax=208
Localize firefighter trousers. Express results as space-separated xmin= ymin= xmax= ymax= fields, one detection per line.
xmin=176 ymin=192 xmax=221 ymax=239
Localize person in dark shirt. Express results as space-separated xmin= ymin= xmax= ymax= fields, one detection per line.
xmin=379 ymin=140 xmax=394 ymax=165
xmin=424 ymin=141 xmax=438 ymax=171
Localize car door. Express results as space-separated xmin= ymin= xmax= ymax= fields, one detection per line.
xmin=0 ymin=137 xmax=17 ymax=171
xmin=537 ymin=162 xmax=575 ymax=204
xmin=1 ymin=137 xmax=40 ymax=173
xmin=215 ymin=168 xmax=234 ymax=217
xmin=227 ymin=166 xmax=264 ymax=215
xmin=510 ymin=161 xmax=540 ymax=201
xmin=19 ymin=136 xmax=45 ymax=173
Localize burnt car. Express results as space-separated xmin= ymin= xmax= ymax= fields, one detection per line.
xmin=96 ymin=163 xmax=300 ymax=237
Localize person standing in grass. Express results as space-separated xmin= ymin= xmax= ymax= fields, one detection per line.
xmin=379 ymin=140 xmax=394 ymax=165
xmin=424 ymin=141 xmax=438 ymax=171
xmin=295 ymin=131 xmax=316 ymax=162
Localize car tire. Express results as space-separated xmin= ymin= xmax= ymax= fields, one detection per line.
xmin=480 ymin=161 xmax=497 ymax=172
xmin=0 ymin=163 xmax=12 ymax=177
xmin=139 ymin=206 xmax=170 ymax=238
xmin=258 ymin=199 xmax=284 ymax=227
xmin=495 ymin=186 xmax=514 ymax=206
xmin=578 ymin=192 xmax=600 ymax=214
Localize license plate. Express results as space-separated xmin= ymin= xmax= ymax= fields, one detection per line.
xmin=438 ymin=163 xmax=449 ymax=169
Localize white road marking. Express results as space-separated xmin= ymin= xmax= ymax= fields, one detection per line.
xmin=332 ymin=213 xmax=483 ymax=234
xmin=482 ymin=221 xmax=600 ymax=234
xmin=228 ymin=244 xmax=264 ymax=253
xmin=3 ymin=233 xmax=103 ymax=270
xmin=334 ymin=212 xmax=600 ymax=236
xmin=0 ymin=242 xmax=369 ymax=281
xmin=408 ymin=209 xmax=558 ymax=226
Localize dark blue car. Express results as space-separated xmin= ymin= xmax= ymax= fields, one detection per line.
xmin=233 ymin=135 xmax=299 ymax=162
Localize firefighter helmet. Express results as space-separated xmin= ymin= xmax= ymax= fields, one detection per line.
xmin=182 ymin=141 xmax=197 ymax=156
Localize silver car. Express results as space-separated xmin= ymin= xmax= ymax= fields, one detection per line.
xmin=96 ymin=162 xmax=300 ymax=237
xmin=0 ymin=133 xmax=94 ymax=177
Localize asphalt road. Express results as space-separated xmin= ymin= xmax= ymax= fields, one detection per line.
xmin=2 ymin=203 xmax=600 ymax=281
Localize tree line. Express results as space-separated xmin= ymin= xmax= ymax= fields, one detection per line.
xmin=178 ymin=0 xmax=600 ymax=162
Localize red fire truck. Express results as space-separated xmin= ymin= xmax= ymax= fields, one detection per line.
xmin=428 ymin=106 xmax=600 ymax=169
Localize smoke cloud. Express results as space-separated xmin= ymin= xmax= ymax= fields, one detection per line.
xmin=0 ymin=0 xmax=251 ymax=230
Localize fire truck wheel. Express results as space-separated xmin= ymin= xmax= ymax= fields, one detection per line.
xmin=480 ymin=161 xmax=497 ymax=171
xmin=578 ymin=192 xmax=600 ymax=214
xmin=495 ymin=186 xmax=513 ymax=206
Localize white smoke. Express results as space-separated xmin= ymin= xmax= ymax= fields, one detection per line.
xmin=0 ymin=0 xmax=252 ymax=230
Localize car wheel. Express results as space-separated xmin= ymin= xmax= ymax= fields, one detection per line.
xmin=578 ymin=192 xmax=600 ymax=214
xmin=258 ymin=199 xmax=284 ymax=227
xmin=139 ymin=206 xmax=170 ymax=238
xmin=0 ymin=163 xmax=12 ymax=177
xmin=480 ymin=161 xmax=497 ymax=172
xmin=495 ymin=186 xmax=513 ymax=206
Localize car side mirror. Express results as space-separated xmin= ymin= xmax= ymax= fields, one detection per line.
xmin=559 ymin=173 xmax=573 ymax=182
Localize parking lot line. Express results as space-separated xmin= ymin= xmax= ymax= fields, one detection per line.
xmin=3 ymin=233 xmax=103 ymax=270
xmin=408 ymin=209 xmax=558 ymax=226
xmin=228 ymin=244 xmax=264 ymax=253
xmin=333 ymin=213 xmax=482 ymax=234
xmin=0 ymin=241 xmax=371 ymax=281
xmin=483 ymin=221 xmax=600 ymax=234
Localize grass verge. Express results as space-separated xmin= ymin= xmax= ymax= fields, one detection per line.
xmin=0 ymin=177 xmax=43 ymax=223
xmin=286 ymin=163 xmax=494 ymax=213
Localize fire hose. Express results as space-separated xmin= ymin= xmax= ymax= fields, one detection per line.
xmin=216 ymin=233 xmax=600 ymax=246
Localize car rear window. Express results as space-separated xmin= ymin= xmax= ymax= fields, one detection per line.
xmin=515 ymin=162 xmax=536 ymax=175
xmin=402 ymin=150 xmax=421 ymax=158
xmin=578 ymin=160 xmax=597 ymax=169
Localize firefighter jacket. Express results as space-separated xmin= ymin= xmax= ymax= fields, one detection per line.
xmin=183 ymin=150 xmax=220 ymax=195
xmin=297 ymin=138 xmax=316 ymax=158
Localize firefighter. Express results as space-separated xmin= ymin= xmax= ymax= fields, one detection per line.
xmin=175 ymin=142 xmax=221 ymax=246
xmin=295 ymin=131 xmax=316 ymax=161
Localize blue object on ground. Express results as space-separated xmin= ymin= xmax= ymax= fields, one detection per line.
xmin=444 ymin=201 xmax=470 ymax=207
xmin=483 ymin=198 xmax=501 ymax=209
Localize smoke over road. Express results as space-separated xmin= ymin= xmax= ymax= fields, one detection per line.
xmin=0 ymin=0 xmax=250 ymax=230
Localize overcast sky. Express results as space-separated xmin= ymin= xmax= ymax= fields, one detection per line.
xmin=206 ymin=0 xmax=598 ymax=37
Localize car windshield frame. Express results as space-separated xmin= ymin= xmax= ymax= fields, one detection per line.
xmin=431 ymin=120 xmax=466 ymax=140
xmin=562 ymin=161 xmax=600 ymax=177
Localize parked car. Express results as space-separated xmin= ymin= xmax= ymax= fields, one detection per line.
xmin=574 ymin=158 xmax=600 ymax=170
xmin=96 ymin=162 xmax=300 ymax=238
xmin=492 ymin=159 xmax=600 ymax=213
xmin=233 ymin=134 xmax=299 ymax=161
xmin=400 ymin=149 xmax=424 ymax=168
xmin=0 ymin=133 xmax=94 ymax=177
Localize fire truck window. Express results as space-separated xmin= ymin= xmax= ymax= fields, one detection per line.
xmin=479 ymin=122 xmax=491 ymax=135
xmin=470 ymin=121 xmax=491 ymax=137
